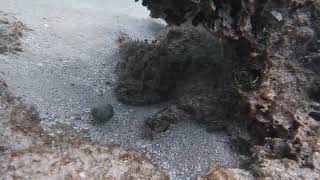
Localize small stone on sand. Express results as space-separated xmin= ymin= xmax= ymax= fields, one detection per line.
xmin=91 ymin=104 xmax=114 ymax=123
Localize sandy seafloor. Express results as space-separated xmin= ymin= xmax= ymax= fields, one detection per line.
xmin=0 ymin=0 xmax=241 ymax=178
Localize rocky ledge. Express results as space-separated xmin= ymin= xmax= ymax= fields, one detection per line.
xmin=115 ymin=0 xmax=320 ymax=179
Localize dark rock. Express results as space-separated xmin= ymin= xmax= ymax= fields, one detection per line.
xmin=309 ymin=111 xmax=320 ymax=122
xmin=131 ymin=0 xmax=320 ymax=178
xmin=91 ymin=104 xmax=114 ymax=123
xmin=115 ymin=25 xmax=224 ymax=106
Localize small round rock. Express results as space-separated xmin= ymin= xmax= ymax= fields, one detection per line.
xmin=91 ymin=104 xmax=114 ymax=123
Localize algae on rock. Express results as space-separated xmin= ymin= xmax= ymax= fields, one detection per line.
xmin=115 ymin=0 xmax=320 ymax=178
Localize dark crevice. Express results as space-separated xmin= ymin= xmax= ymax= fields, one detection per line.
xmin=309 ymin=111 xmax=320 ymax=121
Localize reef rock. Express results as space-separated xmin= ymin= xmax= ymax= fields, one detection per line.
xmin=197 ymin=164 xmax=254 ymax=180
xmin=116 ymin=25 xmax=223 ymax=106
xmin=126 ymin=0 xmax=320 ymax=178
xmin=0 ymin=11 xmax=28 ymax=54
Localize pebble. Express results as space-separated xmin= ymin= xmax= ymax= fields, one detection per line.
xmin=271 ymin=10 xmax=283 ymax=21
xmin=91 ymin=104 xmax=114 ymax=123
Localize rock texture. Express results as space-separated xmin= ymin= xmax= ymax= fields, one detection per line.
xmin=116 ymin=25 xmax=256 ymax=143
xmin=116 ymin=25 xmax=224 ymax=106
xmin=197 ymin=165 xmax=254 ymax=180
xmin=118 ymin=0 xmax=320 ymax=179
xmin=0 ymin=11 xmax=27 ymax=54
